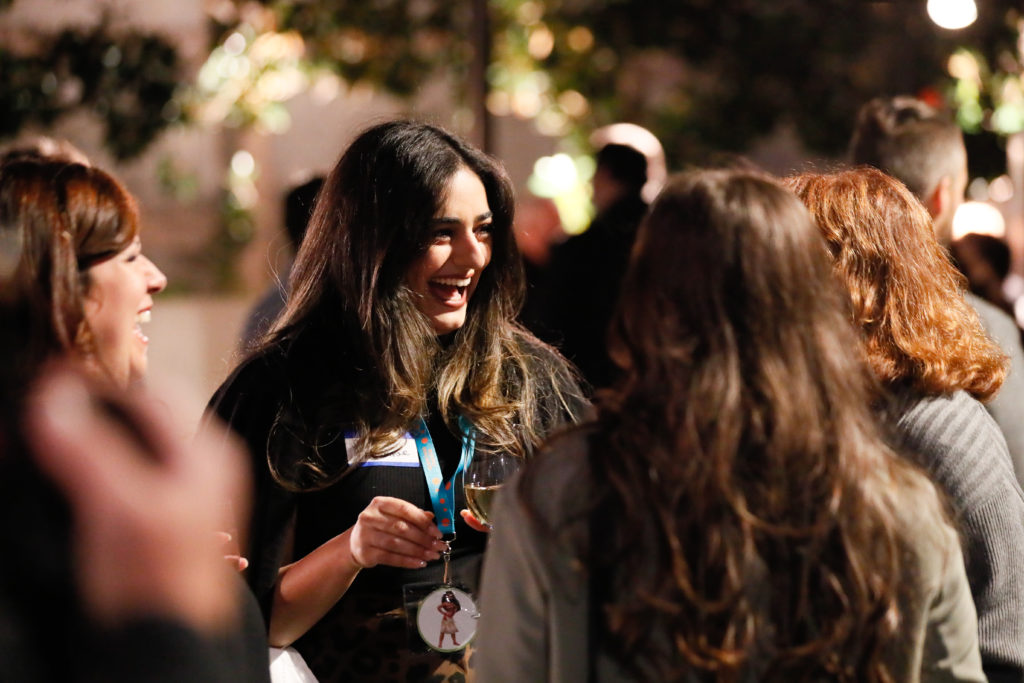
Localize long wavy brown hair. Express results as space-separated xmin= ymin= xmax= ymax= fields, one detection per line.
xmin=585 ymin=169 xmax=947 ymax=680
xmin=785 ymin=167 xmax=1006 ymax=401
xmin=260 ymin=120 xmax=583 ymax=488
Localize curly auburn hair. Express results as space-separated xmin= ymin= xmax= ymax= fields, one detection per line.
xmin=785 ymin=167 xmax=1006 ymax=401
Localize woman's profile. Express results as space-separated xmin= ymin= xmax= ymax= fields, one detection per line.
xmin=0 ymin=154 xmax=267 ymax=682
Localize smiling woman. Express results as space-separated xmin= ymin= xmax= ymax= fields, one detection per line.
xmin=206 ymin=119 xmax=589 ymax=682
xmin=405 ymin=167 xmax=494 ymax=334
xmin=0 ymin=158 xmax=166 ymax=388
xmin=84 ymin=237 xmax=167 ymax=385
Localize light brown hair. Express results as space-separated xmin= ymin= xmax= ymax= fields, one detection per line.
xmin=572 ymin=169 xmax=948 ymax=680
xmin=0 ymin=158 xmax=139 ymax=382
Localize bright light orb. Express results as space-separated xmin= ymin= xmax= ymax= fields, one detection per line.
xmin=530 ymin=154 xmax=579 ymax=197
xmin=231 ymin=150 xmax=256 ymax=178
xmin=989 ymin=175 xmax=1015 ymax=204
xmin=927 ymin=0 xmax=978 ymax=30
xmin=952 ymin=201 xmax=1006 ymax=240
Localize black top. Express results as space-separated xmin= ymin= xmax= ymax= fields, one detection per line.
xmin=528 ymin=194 xmax=648 ymax=390
xmin=207 ymin=332 xmax=589 ymax=682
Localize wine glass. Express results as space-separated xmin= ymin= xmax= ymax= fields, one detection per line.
xmin=464 ymin=451 xmax=520 ymax=529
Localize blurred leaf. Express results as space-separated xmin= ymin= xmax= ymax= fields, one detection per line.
xmin=0 ymin=23 xmax=182 ymax=159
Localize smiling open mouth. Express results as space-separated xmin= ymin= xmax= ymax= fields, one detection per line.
xmin=134 ymin=309 xmax=151 ymax=343
xmin=428 ymin=277 xmax=471 ymax=304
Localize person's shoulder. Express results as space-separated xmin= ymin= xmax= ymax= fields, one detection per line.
xmin=511 ymin=327 xmax=580 ymax=378
xmin=895 ymin=388 xmax=995 ymax=437
xmin=221 ymin=344 xmax=289 ymax=391
xmin=897 ymin=501 xmax=960 ymax=582
xmin=893 ymin=388 xmax=1020 ymax=506
xmin=516 ymin=424 xmax=596 ymax=524
xmin=207 ymin=343 xmax=291 ymax=420
xmin=532 ymin=424 xmax=593 ymax=472
xmin=966 ymin=292 xmax=1020 ymax=349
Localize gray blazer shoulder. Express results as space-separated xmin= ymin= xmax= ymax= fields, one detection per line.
xmin=966 ymin=292 xmax=1024 ymax=488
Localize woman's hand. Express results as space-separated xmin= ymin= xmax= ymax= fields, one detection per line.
xmin=25 ymin=364 xmax=250 ymax=633
xmin=218 ymin=531 xmax=249 ymax=572
xmin=460 ymin=508 xmax=490 ymax=533
xmin=349 ymin=496 xmax=447 ymax=569
xmin=270 ymin=496 xmax=445 ymax=646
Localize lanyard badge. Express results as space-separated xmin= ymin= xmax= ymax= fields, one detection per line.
xmin=409 ymin=416 xmax=474 ymax=542
xmin=405 ymin=416 xmax=480 ymax=653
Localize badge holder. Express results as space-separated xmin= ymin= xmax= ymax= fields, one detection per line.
xmin=403 ymin=539 xmax=480 ymax=653
xmin=402 ymin=417 xmax=479 ymax=654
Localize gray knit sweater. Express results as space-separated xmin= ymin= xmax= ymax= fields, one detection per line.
xmin=891 ymin=388 xmax=1024 ymax=677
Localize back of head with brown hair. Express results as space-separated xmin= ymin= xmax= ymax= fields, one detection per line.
xmin=849 ymin=96 xmax=965 ymax=202
xmin=580 ymin=168 xmax=949 ymax=681
xmin=785 ymin=166 xmax=1006 ymax=401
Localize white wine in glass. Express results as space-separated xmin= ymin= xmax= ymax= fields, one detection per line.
xmin=464 ymin=451 xmax=520 ymax=529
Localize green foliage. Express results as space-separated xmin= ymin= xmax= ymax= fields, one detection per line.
xmin=213 ymin=0 xmax=473 ymax=97
xmin=4 ymin=1 xmax=1021 ymax=167
xmin=519 ymin=0 xmax=1018 ymax=164
xmin=0 ymin=23 xmax=181 ymax=159
xmin=948 ymin=10 xmax=1024 ymax=137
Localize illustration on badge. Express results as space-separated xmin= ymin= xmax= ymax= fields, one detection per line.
xmin=416 ymin=586 xmax=479 ymax=652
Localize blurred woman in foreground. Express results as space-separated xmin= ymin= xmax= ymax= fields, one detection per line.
xmin=787 ymin=167 xmax=1024 ymax=681
xmin=476 ymin=170 xmax=984 ymax=681
xmin=0 ymin=156 xmax=264 ymax=681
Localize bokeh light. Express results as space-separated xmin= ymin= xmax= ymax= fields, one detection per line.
xmin=988 ymin=175 xmax=1015 ymax=203
xmin=927 ymin=0 xmax=977 ymax=30
xmin=529 ymin=154 xmax=579 ymax=197
xmin=566 ymin=26 xmax=594 ymax=53
xmin=952 ymin=201 xmax=1006 ymax=240
xmin=527 ymin=154 xmax=594 ymax=235
xmin=528 ymin=25 xmax=554 ymax=60
xmin=230 ymin=150 xmax=255 ymax=177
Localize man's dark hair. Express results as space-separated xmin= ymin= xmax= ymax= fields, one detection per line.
xmin=596 ymin=143 xmax=647 ymax=196
xmin=849 ymin=96 xmax=965 ymax=201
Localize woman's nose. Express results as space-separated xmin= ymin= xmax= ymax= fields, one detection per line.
xmin=144 ymin=256 xmax=168 ymax=293
xmin=453 ymin=231 xmax=490 ymax=270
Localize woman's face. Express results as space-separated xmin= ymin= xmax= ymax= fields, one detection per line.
xmin=83 ymin=237 xmax=167 ymax=385
xmin=406 ymin=167 xmax=493 ymax=334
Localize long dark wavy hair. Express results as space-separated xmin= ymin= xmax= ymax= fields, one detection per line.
xmin=785 ymin=167 xmax=1006 ymax=401
xmin=260 ymin=120 xmax=582 ymax=488
xmin=586 ymin=170 xmax=947 ymax=680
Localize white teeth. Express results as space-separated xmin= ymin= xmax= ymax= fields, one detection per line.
xmin=432 ymin=277 xmax=471 ymax=287
xmin=136 ymin=310 xmax=151 ymax=324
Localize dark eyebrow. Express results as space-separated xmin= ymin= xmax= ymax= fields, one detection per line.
xmin=430 ymin=211 xmax=493 ymax=226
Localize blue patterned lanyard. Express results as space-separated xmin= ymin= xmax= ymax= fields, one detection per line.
xmin=410 ymin=416 xmax=476 ymax=540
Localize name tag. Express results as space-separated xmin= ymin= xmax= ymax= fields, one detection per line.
xmin=345 ymin=433 xmax=420 ymax=467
